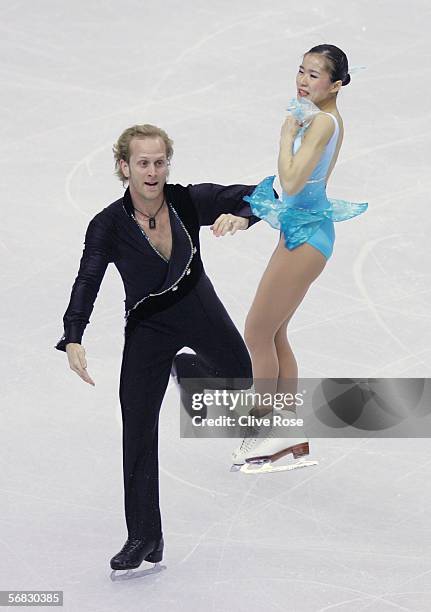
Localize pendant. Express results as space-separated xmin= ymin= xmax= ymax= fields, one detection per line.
xmin=149 ymin=217 xmax=156 ymax=229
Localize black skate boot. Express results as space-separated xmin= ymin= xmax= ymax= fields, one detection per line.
xmin=110 ymin=536 xmax=164 ymax=571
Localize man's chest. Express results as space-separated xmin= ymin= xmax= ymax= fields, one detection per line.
xmin=133 ymin=212 xmax=172 ymax=262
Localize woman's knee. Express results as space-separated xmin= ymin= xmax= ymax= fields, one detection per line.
xmin=244 ymin=317 xmax=273 ymax=352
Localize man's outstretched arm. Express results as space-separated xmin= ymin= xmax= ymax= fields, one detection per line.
xmin=55 ymin=212 xmax=115 ymax=384
xmin=187 ymin=183 xmax=261 ymax=228
xmin=55 ymin=212 xmax=114 ymax=351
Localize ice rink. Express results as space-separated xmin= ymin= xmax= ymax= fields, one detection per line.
xmin=2 ymin=0 xmax=431 ymax=610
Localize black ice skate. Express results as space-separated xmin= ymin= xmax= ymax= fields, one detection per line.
xmin=110 ymin=536 xmax=165 ymax=579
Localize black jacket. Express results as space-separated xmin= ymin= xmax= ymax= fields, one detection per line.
xmin=55 ymin=182 xmax=259 ymax=352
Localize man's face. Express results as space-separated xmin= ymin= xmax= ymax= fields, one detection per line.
xmin=120 ymin=137 xmax=169 ymax=203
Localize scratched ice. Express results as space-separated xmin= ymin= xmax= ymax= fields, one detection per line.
xmin=1 ymin=1 xmax=431 ymax=611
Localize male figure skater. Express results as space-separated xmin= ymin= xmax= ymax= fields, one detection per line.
xmin=55 ymin=124 xmax=259 ymax=572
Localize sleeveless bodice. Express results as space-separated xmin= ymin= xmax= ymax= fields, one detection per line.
xmin=242 ymin=98 xmax=368 ymax=258
xmin=282 ymin=112 xmax=339 ymax=211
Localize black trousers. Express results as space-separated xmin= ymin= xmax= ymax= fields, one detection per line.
xmin=118 ymin=274 xmax=252 ymax=539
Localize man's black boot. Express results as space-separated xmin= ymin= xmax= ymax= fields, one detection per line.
xmin=110 ymin=536 xmax=164 ymax=570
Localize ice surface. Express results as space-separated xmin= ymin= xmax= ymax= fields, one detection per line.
xmin=2 ymin=1 xmax=431 ymax=610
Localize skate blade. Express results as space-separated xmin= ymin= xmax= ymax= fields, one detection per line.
xmin=240 ymin=459 xmax=319 ymax=474
xmin=110 ymin=562 xmax=166 ymax=581
xmin=230 ymin=464 xmax=242 ymax=472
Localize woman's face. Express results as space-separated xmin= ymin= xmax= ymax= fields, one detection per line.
xmin=296 ymin=53 xmax=340 ymax=104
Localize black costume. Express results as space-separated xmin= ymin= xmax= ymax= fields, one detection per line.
xmin=55 ymin=182 xmax=259 ymax=541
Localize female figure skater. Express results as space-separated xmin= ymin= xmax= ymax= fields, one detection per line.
xmin=230 ymin=44 xmax=368 ymax=473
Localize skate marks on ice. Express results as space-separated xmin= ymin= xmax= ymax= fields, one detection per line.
xmin=231 ymin=455 xmax=319 ymax=474
xmin=230 ymin=440 xmax=320 ymax=474
xmin=110 ymin=562 xmax=167 ymax=582
xmin=237 ymin=457 xmax=319 ymax=474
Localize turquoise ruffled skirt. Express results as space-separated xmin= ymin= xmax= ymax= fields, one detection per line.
xmin=244 ymin=175 xmax=368 ymax=259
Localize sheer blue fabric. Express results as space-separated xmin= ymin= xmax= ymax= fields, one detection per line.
xmin=244 ymin=97 xmax=368 ymax=257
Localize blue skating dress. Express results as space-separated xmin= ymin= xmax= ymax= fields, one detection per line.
xmin=244 ymin=98 xmax=368 ymax=259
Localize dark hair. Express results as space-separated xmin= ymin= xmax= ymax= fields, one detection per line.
xmin=306 ymin=44 xmax=350 ymax=86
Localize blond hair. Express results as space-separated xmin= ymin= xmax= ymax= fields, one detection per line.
xmin=113 ymin=124 xmax=174 ymax=184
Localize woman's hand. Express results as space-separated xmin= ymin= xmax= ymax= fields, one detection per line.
xmin=66 ymin=343 xmax=95 ymax=386
xmin=210 ymin=214 xmax=249 ymax=237
xmin=280 ymin=114 xmax=302 ymax=141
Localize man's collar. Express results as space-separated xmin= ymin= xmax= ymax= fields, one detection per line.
xmin=122 ymin=184 xmax=169 ymax=218
xmin=122 ymin=186 xmax=134 ymax=218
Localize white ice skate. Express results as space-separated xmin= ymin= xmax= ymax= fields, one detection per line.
xmin=231 ymin=409 xmax=319 ymax=474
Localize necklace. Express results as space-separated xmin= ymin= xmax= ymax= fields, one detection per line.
xmin=133 ymin=199 xmax=165 ymax=229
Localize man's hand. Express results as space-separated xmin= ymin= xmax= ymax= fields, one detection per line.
xmin=210 ymin=214 xmax=249 ymax=237
xmin=66 ymin=343 xmax=95 ymax=386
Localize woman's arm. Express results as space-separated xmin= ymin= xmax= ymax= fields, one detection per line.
xmin=278 ymin=113 xmax=335 ymax=195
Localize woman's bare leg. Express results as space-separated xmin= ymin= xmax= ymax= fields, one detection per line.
xmin=273 ymin=316 xmax=298 ymax=409
xmin=275 ymin=316 xmax=297 ymax=380
xmin=245 ymin=238 xmax=327 ymax=414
